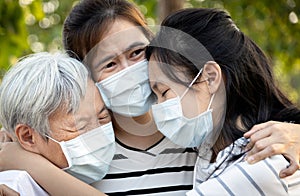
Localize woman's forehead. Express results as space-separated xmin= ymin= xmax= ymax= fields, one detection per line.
xmin=86 ymin=23 xmax=149 ymax=66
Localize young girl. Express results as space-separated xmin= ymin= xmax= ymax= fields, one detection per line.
xmin=146 ymin=8 xmax=300 ymax=195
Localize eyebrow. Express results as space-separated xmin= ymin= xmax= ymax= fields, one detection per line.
xmin=94 ymin=41 xmax=148 ymax=69
xmin=124 ymin=41 xmax=147 ymax=53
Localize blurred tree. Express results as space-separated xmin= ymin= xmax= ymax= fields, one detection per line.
xmin=157 ymin=0 xmax=185 ymax=22
xmin=0 ymin=0 xmax=299 ymax=104
xmin=0 ymin=0 xmax=34 ymax=75
xmin=0 ymin=0 xmax=74 ymax=76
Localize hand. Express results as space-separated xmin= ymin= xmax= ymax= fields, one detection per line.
xmin=0 ymin=128 xmax=15 ymax=142
xmin=0 ymin=184 xmax=19 ymax=196
xmin=244 ymin=121 xmax=300 ymax=178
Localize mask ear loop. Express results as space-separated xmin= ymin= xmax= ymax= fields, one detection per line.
xmin=180 ymin=68 xmax=203 ymax=100
xmin=44 ymin=134 xmax=60 ymax=144
xmin=207 ymin=93 xmax=215 ymax=111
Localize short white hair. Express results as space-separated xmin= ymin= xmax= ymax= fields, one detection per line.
xmin=0 ymin=52 xmax=89 ymax=136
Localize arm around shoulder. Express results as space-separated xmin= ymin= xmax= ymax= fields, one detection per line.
xmin=0 ymin=142 xmax=106 ymax=196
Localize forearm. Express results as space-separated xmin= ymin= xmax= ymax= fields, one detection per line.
xmin=27 ymin=158 xmax=105 ymax=196
xmin=0 ymin=142 xmax=106 ymax=196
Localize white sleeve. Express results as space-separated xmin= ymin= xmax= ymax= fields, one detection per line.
xmin=0 ymin=170 xmax=49 ymax=196
xmin=187 ymin=155 xmax=300 ymax=196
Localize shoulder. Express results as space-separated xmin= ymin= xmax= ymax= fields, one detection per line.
xmin=194 ymin=151 xmax=300 ymax=195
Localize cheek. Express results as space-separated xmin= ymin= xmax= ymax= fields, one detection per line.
xmin=181 ymin=90 xmax=210 ymax=118
xmin=42 ymin=141 xmax=69 ymax=169
xmin=50 ymin=144 xmax=68 ymax=168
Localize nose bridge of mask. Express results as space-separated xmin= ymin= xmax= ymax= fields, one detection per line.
xmin=44 ymin=123 xmax=115 ymax=159
xmin=98 ymin=59 xmax=148 ymax=89
xmin=96 ymin=60 xmax=144 ymax=104
xmin=63 ymin=125 xmax=114 ymax=156
xmin=95 ymin=59 xmax=155 ymax=117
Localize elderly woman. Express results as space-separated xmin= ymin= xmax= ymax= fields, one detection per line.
xmin=0 ymin=52 xmax=114 ymax=195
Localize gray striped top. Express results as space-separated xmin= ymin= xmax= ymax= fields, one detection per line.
xmin=187 ymin=137 xmax=300 ymax=196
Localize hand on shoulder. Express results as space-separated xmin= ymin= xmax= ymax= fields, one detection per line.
xmin=244 ymin=121 xmax=300 ymax=178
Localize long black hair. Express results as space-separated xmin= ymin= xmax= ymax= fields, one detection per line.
xmin=146 ymin=8 xmax=300 ymax=153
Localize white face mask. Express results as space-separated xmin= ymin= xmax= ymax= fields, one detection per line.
xmin=96 ymin=60 xmax=156 ymax=117
xmin=151 ymin=69 xmax=214 ymax=147
xmin=46 ymin=122 xmax=115 ymax=184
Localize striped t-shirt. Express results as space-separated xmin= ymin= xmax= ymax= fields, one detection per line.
xmin=91 ymin=137 xmax=198 ymax=195
xmin=187 ymin=137 xmax=300 ymax=196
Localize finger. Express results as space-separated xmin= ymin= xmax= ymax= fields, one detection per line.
xmin=244 ymin=121 xmax=278 ymax=138
xmin=246 ymin=134 xmax=277 ymax=154
xmin=245 ymin=144 xmax=283 ymax=164
xmin=245 ymin=141 xmax=254 ymax=152
xmin=279 ymin=154 xmax=300 ymax=178
xmin=245 ymin=125 xmax=280 ymax=152
xmin=0 ymin=184 xmax=20 ymax=196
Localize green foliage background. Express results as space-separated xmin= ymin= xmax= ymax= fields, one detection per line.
xmin=1 ymin=0 xmax=299 ymax=105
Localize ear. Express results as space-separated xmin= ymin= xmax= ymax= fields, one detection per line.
xmin=202 ymin=61 xmax=222 ymax=94
xmin=15 ymin=124 xmax=41 ymax=153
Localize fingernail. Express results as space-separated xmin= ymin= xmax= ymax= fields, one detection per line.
xmin=246 ymin=156 xmax=254 ymax=164
xmin=280 ymin=173 xmax=286 ymax=178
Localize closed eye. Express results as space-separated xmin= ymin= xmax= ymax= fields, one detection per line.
xmin=162 ymin=89 xmax=170 ymax=97
xmin=98 ymin=107 xmax=111 ymax=125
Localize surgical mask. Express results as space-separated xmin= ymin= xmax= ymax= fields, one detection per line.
xmin=96 ymin=60 xmax=156 ymax=117
xmin=152 ymin=69 xmax=214 ymax=147
xmin=46 ymin=122 xmax=115 ymax=184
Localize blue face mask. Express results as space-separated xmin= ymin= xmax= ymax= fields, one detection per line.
xmin=46 ymin=122 xmax=115 ymax=184
xmin=151 ymin=69 xmax=215 ymax=147
xmin=96 ymin=60 xmax=156 ymax=117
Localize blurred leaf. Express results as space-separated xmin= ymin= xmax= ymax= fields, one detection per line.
xmin=0 ymin=0 xmax=299 ymax=104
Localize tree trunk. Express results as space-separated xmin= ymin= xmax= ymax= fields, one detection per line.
xmin=158 ymin=0 xmax=185 ymax=23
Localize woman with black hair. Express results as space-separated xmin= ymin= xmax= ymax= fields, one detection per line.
xmin=146 ymin=8 xmax=300 ymax=195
